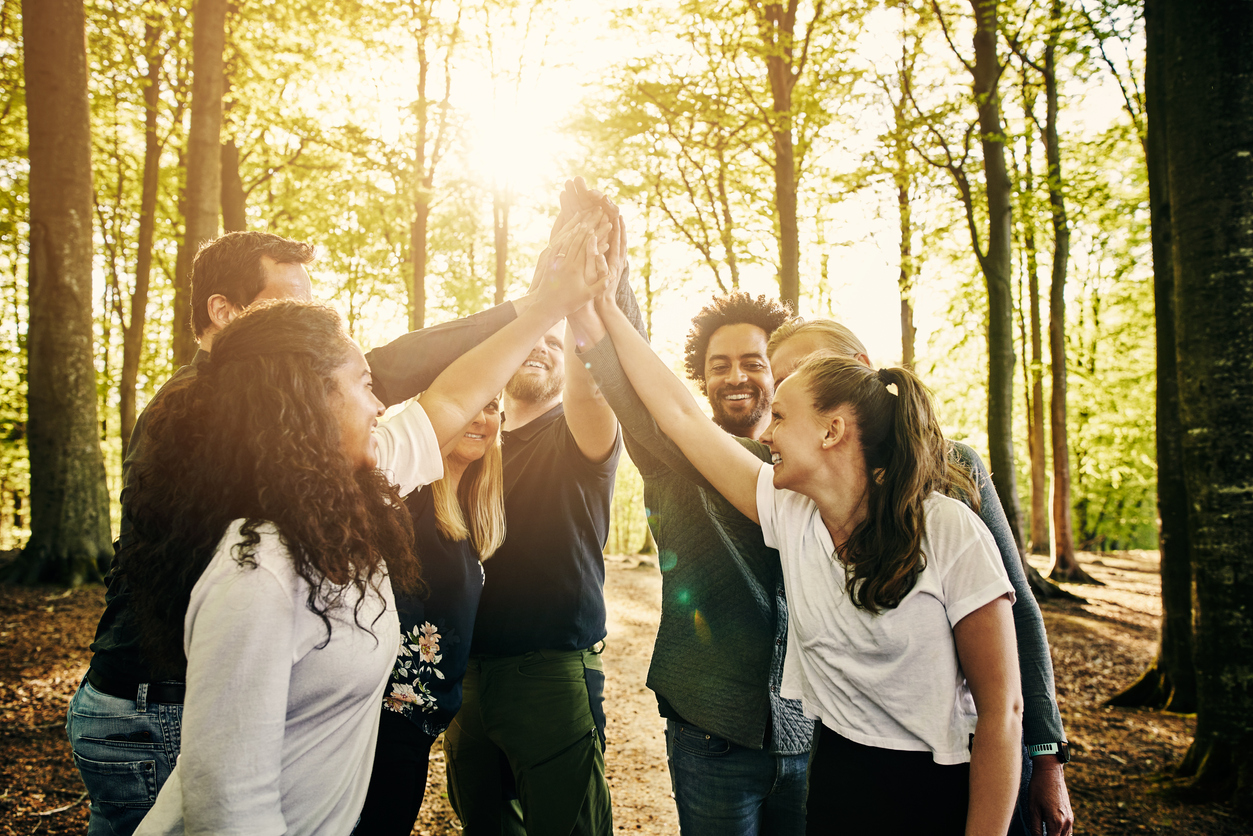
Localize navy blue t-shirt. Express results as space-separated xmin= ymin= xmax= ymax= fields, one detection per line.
xmin=470 ymin=404 xmax=622 ymax=656
xmin=382 ymin=485 xmax=485 ymax=738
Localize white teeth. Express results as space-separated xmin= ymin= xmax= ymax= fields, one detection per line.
xmin=771 ymin=453 xmax=782 ymax=465
xmin=524 ymin=360 xmax=546 ymax=369
xmin=464 ymin=433 xmax=485 ymax=440
xmin=725 ymin=393 xmax=751 ymax=400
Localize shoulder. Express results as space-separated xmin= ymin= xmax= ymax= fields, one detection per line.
xmin=203 ymin=520 xmax=297 ymax=588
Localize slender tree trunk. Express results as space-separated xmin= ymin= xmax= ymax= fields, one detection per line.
xmin=120 ymin=21 xmax=164 ymax=460
xmin=410 ymin=198 xmax=429 ymax=330
xmin=893 ymin=76 xmax=916 ymax=368
xmin=493 ymin=184 xmax=509 ymax=306
xmin=1019 ymin=86 xmax=1050 ymax=555
xmin=753 ymin=1 xmax=802 ymax=311
xmin=1162 ymin=0 xmax=1253 ymax=812
xmin=220 ymin=137 xmax=246 ymax=232
xmin=969 ymin=0 xmax=1026 ymax=552
xmin=13 ymin=0 xmax=113 ymax=585
xmin=1107 ymin=0 xmax=1196 ymax=713
xmin=1042 ymin=2 xmax=1097 ymax=585
xmin=175 ymin=0 xmax=226 ymax=364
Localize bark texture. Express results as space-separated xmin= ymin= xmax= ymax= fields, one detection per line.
xmin=14 ymin=0 xmax=113 ymax=585
xmin=969 ymin=0 xmax=1026 ymax=552
xmin=1161 ymin=0 xmax=1253 ymax=812
xmin=1106 ymin=0 xmax=1195 ymax=713
xmin=174 ymin=0 xmax=226 ymax=364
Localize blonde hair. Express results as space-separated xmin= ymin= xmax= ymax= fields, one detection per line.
xmin=430 ymin=430 xmax=506 ymax=560
xmin=767 ymin=318 xmax=869 ymax=362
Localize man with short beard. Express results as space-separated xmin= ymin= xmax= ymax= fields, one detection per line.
xmin=577 ymin=289 xmax=812 ymax=835
xmin=443 ymin=300 xmax=623 ymax=832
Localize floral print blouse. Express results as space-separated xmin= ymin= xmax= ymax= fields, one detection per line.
xmin=383 ymin=486 xmax=485 ymax=738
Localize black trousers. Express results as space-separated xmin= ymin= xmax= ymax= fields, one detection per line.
xmin=806 ymin=724 xmax=970 ymax=835
xmin=355 ymin=711 xmax=438 ymax=836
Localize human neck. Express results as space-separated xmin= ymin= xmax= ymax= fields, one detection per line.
xmin=501 ymin=393 xmax=561 ymax=432
xmin=810 ymin=465 xmax=871 ymax=549
xmin=445 ymin=456 xmax=470 ymax=494
xmin=715 ymin=412 xmax=772 ymax=441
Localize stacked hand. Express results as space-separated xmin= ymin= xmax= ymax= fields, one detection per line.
xmin=529 ymin=221 xmax=611 ymax=322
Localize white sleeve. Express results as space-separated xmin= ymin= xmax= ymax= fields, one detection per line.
xmin=176 ymin=534 xmax=295 ymax=836
xmin=756 ymin=463 xmax=780 ymax=549
xmin=374 ymin=398 xmax=443 ymax=497
xmin=934 ymin=500 xmax=1016 ymax=627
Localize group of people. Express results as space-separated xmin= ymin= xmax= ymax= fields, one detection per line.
xmin=65 ymin=179 xmax=1074 ymax=836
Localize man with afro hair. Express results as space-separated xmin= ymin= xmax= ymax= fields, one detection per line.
xmin=579 ymin=285 xmax=813 ymax=834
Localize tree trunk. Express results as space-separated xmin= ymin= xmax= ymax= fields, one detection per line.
xmin=969 ymin=0 xmax=1026 ymax=553
xmin=1162 ymin=0 xmax=1253 ymax=812
xmin=220 ymin=137 xmax=247 ymax=233
xmin=493 ymin=184 xmax=509 ymax=306
xmin=753 ymin=1 xmax=801 ymax=311
xmin=174 ymin=0 xmax=226 ymax=365
xmin=120 ymin=20 xmax=164 ymax=461
xmin=1020 ymin=87 xmax=1050 ymax=556
xmin=410 ymin=197 xmax=429 ymax=330
xmin=893 ymin=76 xmax=916 ymax=368
xmin=1108 ymin=0 xmax=1196 ymax=713
xmin=1042 ymin=1 xmax=1097 ymax=585
xmin=12 ymin=0 xmax=113 ymax=585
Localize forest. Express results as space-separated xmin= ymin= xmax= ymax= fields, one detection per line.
xmin=3 ymin=0 xmax=1253 ymax=829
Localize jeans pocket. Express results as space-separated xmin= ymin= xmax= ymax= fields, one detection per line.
xmin=73 ymin=751 xmax=158 ymax=806
xmin=673 ymin=724 xmax=733 ymax=757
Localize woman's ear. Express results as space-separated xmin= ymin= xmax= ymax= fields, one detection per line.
xmin=821 ymin=414 xmax=846 ymax=449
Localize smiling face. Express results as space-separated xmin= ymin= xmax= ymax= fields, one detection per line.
xmin=703 ymin=323 xmax=774 ymax=437
xmin=761 ymin=375 xmax=825 ymax=491
xmin=449 ymin=399 xmax=502 ymax=468
xmin=328 ymin=342 xmax=385 ymax=471
xmin=506 ymin=322 xmax=565 ymax=405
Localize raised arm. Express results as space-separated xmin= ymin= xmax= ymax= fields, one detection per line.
xmin=419 ymin=225 xmax=607 ymax=449
xmin=593 ymin=293 xmax=762 ymax=521
xmin=953 ymin=596 xmax=1023 ymax=836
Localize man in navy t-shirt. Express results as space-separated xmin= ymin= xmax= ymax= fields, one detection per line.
xmin=443 ymin=204 xmax=623 ymax=836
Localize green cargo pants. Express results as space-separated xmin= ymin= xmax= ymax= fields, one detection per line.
xmin=443 ymin=648 xmax=611 ymax=835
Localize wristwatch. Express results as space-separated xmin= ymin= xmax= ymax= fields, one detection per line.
xmin=1027 ymin=742 xmax=1071 ymax=763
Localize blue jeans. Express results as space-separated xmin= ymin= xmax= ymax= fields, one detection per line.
xmin=65 ymin=677 xmax=183 ymax=836
xmin=665 ymin=719 xmax=808 ymax=836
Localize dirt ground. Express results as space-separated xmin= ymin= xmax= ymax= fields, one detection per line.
xmin=1 ymin=550 xmax=1249 ymax=835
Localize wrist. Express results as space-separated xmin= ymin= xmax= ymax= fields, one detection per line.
xmin=1028 ymin=741 xmax=1070 ymax=766
xmin=511 ymin=295 xmax=534 ymax=316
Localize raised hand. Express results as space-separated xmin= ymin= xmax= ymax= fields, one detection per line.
xmin=532 ymin=224 xmax=610 ymax=320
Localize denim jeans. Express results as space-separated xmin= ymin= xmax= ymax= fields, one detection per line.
xmin=65 ymin=677 xmax=183 ymax=836
xmin=665 ymin=719 xmax=808 ymax=836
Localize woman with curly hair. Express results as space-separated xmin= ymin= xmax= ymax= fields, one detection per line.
xmin=126 ymin=225 xmax=607 ymax=836
xmin=586 ymin=291 xmax=1023 ymax=835
xmin=356 ymin=396 xmax=506 ymax=834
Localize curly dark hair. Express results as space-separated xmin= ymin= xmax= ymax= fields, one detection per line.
xmin=190 ymin=231 xmax=316 ymax=338
xmin=121 ymin=301 xmax=419 ymax=676
xmin=682 ymin=292 xmax=793 ymax=392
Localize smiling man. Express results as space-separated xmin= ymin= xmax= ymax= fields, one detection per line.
xmin=578 ymin=288 xmax=808 ymax=836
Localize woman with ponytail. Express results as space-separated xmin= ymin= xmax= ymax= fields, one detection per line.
xmin=768 ymin=320 xmax=1073 ymax=836
xmin=585 ymin=295 xmax=1022 ymax=835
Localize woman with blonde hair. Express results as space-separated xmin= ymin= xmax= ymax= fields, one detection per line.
xmin=357 ymin=397 xmax=507 ymax=834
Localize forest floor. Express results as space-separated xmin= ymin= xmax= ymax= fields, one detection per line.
xmin=0 ymin=550 xmax=1249 ymax=835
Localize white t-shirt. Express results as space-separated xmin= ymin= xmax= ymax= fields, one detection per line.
xmin=756 ymin=465 xmax=1014 ymax=765
xmin=137 ymin=400 xmax=442 ymax=836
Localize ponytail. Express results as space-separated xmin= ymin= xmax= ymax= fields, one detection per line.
xmin=795 ymin=356 xmax=949 ymax=613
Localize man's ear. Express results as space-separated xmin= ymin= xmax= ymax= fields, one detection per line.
xmin=821 ymin=414 xmax=846 ymax=449
xmin=205 ymin=294 xmax=240 ymax=332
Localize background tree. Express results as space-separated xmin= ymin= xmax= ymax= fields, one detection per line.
xmin=10 ymin=0 xmax=112 ymax=584
xmin=1157 ymin=0 xmax=1253 ymax=807
xmin=173 ymin=0 xmax=226 ymax=364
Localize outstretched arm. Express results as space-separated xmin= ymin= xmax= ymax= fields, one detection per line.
xmin=593 ymin=294 xmax=762 ymax=521
xmin=954 ymin=596 xmax=1023 ymax=836
xmin=420 ymin=225 xmax=607 ymax=449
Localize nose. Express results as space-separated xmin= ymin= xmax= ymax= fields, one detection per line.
xmin=372 ymin=393 xmax=385 ymax=416
xmin=729 ymin=364 xmax=749 ymax=384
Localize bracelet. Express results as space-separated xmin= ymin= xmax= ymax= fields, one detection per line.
xmin=1028 ymin=742 xmax=1071 ymax=763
